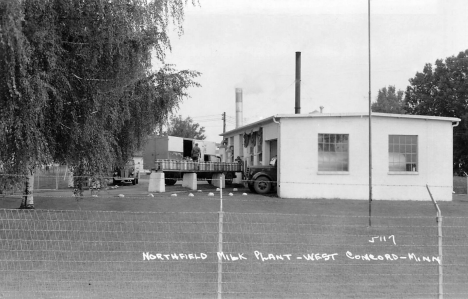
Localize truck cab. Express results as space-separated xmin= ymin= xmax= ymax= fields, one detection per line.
xmin=245 ymin=157 xmax=277 ymax=194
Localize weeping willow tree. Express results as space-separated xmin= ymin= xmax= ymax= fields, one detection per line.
xmin=0 ymin=0 xmax=200 ymax=207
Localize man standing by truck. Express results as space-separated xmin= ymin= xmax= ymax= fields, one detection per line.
xmin=191 ymin=143 xmax=201 ymax=162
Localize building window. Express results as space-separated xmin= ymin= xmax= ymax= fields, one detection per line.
xmin=389 ymin=135 xmax=418 ymax=172
xmin=318 ymin=134 xmax=349 ymax=171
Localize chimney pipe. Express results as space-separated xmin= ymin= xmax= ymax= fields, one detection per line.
xmin=235 ymin=88 xmax=243 ymax=128
xmin=295 ymin=52 xmax=301 ymax=114
xmin=320 ymin=106 xmax=324 ymax=113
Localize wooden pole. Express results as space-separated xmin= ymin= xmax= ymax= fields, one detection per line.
xmin=222 ymin=112 xmax=226 ymax=133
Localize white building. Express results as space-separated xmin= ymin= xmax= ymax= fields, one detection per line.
xmin=220 ymin=112 xmax=460 ymax=201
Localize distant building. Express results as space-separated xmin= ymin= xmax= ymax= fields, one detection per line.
xmin=220 ymin=112 xmax=460 ymax=201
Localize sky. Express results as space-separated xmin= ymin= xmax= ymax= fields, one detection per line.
xmin=158 ymin=0 xmax=468 ymax=141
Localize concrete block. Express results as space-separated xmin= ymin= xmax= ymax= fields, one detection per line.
xmin=233 ymin=172 xmax=242 ymax=184
xmin=211 ymin=173 xmax=225 ymax=188
xmin=182 ymin=173 xmax=197 ymax=190
xmin=148 ymin=171 xmax=165 ymax=193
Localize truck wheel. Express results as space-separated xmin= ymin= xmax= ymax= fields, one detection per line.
xmin=165 ymin=179 xmax=177 ymax=186
xmin=225 ymin=173 xmax=233 ymax=185
xmin=253 ymin=176 xmax=272 ymax=194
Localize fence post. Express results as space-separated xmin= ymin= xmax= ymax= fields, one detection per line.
xmin=426 ymin=184 xmax=443 ymax=299
xmin=217 ymin=178 xmax=223 ymax=299
xmin=56 ymin=165 xmax=59 ymax=190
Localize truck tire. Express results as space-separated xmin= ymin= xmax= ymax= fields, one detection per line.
xmin=165 ymin=178 xmax=177 ymax=186
xmin=225 ymin=172 xmax=233 ymax=185
xmin=253 ymin=176 xmax=272 ymax=194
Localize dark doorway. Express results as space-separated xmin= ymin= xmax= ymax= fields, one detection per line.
xmin=270 ymin=139 xmax=278 ymax=158
xmin=183 ymin=139 xmax=193 ymax=159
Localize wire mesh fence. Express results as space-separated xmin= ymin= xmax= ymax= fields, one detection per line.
xmin=0 ymin=198 xmax=467 ymax=298
xmin=33 ymin=165 xmax=70 ymax=190
xmin=2 ymin=170 xmax=466 ymax=195
xmin=6 ymin=174 xmax=467 ymax=194
xmin=0 ymin=210 xmax=220 ymax=299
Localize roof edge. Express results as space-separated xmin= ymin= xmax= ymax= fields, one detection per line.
xmin=220 ymin=113 xmax=461 ymax=136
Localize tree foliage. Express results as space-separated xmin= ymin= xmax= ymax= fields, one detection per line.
xmin=371 ymin=85 xmax=405 ymax=114
xmin=0 ymin=0 xmax=200 ymax=203
xmin=404 ymin=50 xmax=468 ymax=174
xmin=166 ymin=115 xmax=206 ymax=140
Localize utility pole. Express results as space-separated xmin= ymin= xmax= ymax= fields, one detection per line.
xmin=222 ymin=112 xmax=226 ymax=133
xmin=368 ymin=0 xmax=373 ymax=227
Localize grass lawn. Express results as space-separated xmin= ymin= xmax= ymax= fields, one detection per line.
xmin=0 ymin=180 xmax=467 ymax=298
xmin=453 ymin=175 xmax=467 ymax=194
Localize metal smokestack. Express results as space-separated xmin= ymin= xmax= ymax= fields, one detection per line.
xmin=235 ymin=88 xmax=243 ymax=128
xmin=295 ymin=52 xmax=301 ymax=114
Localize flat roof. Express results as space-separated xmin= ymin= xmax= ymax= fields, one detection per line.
xmin=220 ymin=112 xmax=461 ymax=136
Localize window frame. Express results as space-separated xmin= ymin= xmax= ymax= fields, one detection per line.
xmin=388 ymin=135 xmax=418 ymax=174
xmin=317 ymin=133 xmax=350 ymax=173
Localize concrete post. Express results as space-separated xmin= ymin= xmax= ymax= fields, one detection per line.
xmin=148 ymin=170 xmax=165 ymax=193
xmin=232 ymin=172 xmax=242 ymax=184
xmin=212 ymin=173 xmax=225 ymax=188
xmin=182 ymin=173 xmax=197 ymax=190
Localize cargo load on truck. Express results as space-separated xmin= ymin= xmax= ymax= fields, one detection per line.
xmin=142 ymin=135 xmax=243 ymax=185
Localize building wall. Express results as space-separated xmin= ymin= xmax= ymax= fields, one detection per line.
xmin=229 ymin=123 xmax=279 ymax=166
xmin=263 ymin=122 xmax=278 ymax=141
xmin=262 ymin=123 xmax=279 ymax=164
xmin=278 ymin=116 xmax=453 ymax=201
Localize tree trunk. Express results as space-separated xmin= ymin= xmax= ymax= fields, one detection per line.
xmin=19 ymin=172 xmax=35 ymax=209
xmin=73 ymin=163 xmax=86 ymax=197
